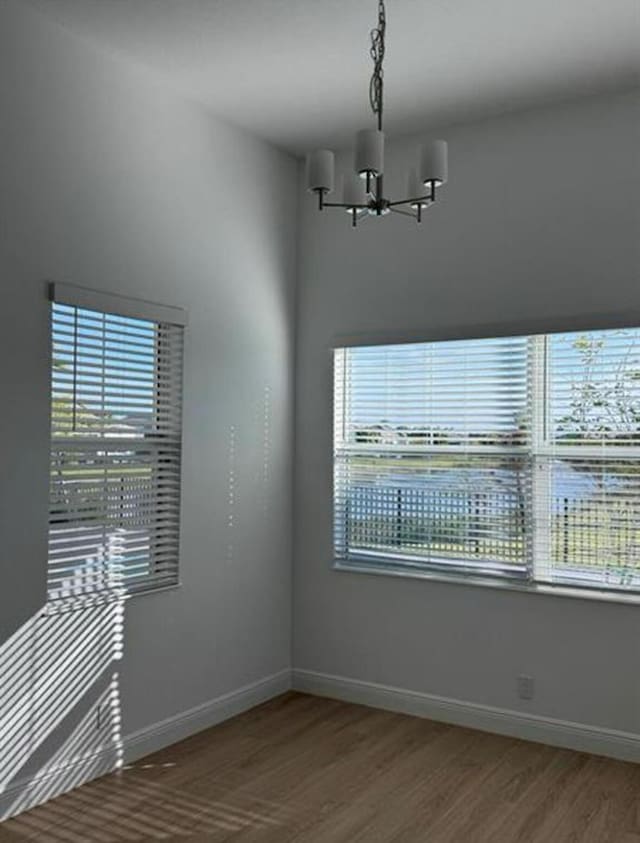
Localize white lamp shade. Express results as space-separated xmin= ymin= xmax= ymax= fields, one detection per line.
xmin=420 ymin=139 xmax=448 ymax=186
xmin=355 ymin=129 xmax=384 ymax=176
xmin=306 ymin=149 xmax=335 ymax=193
xmin=407 ymin=168 xmax=430 ymax=208
xmin=343 ymin=173 xmax=367 ymax=210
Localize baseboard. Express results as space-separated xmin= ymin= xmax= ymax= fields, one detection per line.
xmin=1 ymin=668 xmax=291 ymax=822
xmin=292 ymin=668 xmax=640 ymax=764
xmin=124 ymin=668 xmax=292 ymax=764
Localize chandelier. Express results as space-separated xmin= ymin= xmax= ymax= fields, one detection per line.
xmin=306 ymin=0 xmax=448 ymax=227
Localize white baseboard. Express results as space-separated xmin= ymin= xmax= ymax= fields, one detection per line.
xmin=1 ymin=668 xmax=291 ymax=822
xmin=124 ymin=668 xmax=291 ymax=764
xmin=292 ymin=668 xmax=640 ymax=764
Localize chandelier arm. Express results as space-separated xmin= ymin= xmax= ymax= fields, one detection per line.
xmin=369 ymin=0 xmax=386 ymax=130
xmin=387 ymin=193 xmax=436 ymax=207
xmin=390 ymin=207 xmax=419 ymax=220
xmin=323 ymin=201 xmax=370 ymax=209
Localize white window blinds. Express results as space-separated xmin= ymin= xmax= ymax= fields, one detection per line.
xmin=48 ymin=284 xmax=186 ymax=602
xmin=537 ymin=329 xmax=640 ymax=589
xmin=334 ymin=327 xmax=640 ymax=593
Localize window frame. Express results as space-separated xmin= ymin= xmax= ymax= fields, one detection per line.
xmin=332 ymin=320 xmax=640 ymax=604
xmin=47 ymin=283 xmax=187 ymax=607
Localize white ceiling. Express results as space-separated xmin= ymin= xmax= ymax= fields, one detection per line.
xmin=23 ymin=0 xmax=640 ymax=155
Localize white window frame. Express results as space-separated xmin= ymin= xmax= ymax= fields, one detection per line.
xmin=47 ymin=283 xmax=187 ymax=607
xmin=333 ymin=328 xmax=640 ymax=603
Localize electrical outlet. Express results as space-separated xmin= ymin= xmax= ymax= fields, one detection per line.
xmin=517 ymin=674 xmax=535 ymax=700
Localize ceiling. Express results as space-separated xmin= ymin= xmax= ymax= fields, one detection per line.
xmin=23 ymin=0 xmax=640 ymax=155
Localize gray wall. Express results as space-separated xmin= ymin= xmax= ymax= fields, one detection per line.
xmin=1 ymin=0 xmax=639 ymax=816
xmin=294 ymin=90 xmax=640 ymax=732
xmin=0 ymin=0 xmax=296 ymax=782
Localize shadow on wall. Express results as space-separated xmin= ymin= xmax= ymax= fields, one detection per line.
xmin=0 ymin=583 xmax=125 ymax=821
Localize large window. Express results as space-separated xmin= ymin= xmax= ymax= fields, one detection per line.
xmin=48 ymin=284 xmax=186 ymax=602
xmin=334 ymin=327 xmax=640 ymax=593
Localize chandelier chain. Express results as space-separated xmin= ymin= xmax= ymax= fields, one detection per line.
xmin=369 ymin=0 xmax=386 ymax=130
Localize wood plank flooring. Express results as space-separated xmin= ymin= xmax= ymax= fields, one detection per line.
xmin=1 ymin=692 xmax=639 ymax=842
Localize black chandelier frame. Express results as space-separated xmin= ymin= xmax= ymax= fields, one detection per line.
xmin=314 ymin=0 xmax=440 ymax=227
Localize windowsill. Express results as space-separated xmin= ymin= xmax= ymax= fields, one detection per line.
xmin=332 ymin=560 xmax=640 ymax=606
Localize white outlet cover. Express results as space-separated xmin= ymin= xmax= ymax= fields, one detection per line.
xmin=517 ymin=674 xmax=535 ymax=700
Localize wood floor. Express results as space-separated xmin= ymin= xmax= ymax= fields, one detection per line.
xmin=1 ymin=692 xmax=640 ymax=843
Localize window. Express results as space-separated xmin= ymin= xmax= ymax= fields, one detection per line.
xmin=334 ymin=327 xmax=640 ymax=594
xmin=48 ymin=283 xmax=186 ymax=602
